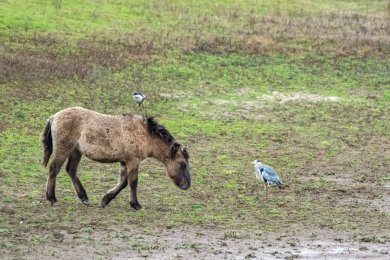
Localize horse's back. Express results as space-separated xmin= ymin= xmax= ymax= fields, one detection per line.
xmin=52 ymin=107 xmax=118 ymax=127
xmin=50 ymin=107 xmax=138 ymax=162
xmin=54 ymin=106 xmax=110 ymax=120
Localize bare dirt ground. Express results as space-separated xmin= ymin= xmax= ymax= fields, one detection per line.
xmin=2 ymin=225 xmax=389 ymax=259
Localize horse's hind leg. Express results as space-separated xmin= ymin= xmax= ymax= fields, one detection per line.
xmin=65 ymin=149 xmax=89 ymax=204
xmin=101 ymin=162 xmax=128 ymax=208
xmin=46 ymin=154 xmax=68 ymax=205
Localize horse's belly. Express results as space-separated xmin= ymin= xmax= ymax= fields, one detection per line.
xmin=78 ymin=130 xmax=124 ymax=162
xmin=81 ymin=146 xmax=122 ymax=163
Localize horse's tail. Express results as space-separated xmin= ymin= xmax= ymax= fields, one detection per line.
xmin=42 ymin=117 xmax=54 ymax=167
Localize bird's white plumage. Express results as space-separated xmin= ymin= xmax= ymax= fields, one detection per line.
xmin=254 ymin=169 xmax=264 ymax=182
xmin=132 ymin=92 xmax=146 ymax=106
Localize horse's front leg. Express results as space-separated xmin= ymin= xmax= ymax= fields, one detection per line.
xmin=129 ymin=165 xmax=141 ymax=210
xmin=101 ymin=162 xmax=128 ymax=208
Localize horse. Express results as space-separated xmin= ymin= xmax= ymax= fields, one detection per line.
xmin=41 ymin=107 xmax=190 ymax=210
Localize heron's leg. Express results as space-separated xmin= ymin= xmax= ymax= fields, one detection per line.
xmin=255 ymin=186 xmax=260 ymax=203
xmin=263 ymin=183 xmax=268 ymax=200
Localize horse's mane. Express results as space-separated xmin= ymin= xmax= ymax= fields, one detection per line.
xmin=146 ymin=117 xmax=175 ymax=145
xmin=145 ymin=116 xmax=189 ymax=159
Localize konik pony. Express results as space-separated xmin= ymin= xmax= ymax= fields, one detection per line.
xmin=41 ymin=107 xmax=190 ymax=210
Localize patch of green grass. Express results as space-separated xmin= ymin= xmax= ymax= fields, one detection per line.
xmin=315 ymin=174 xmax=327 ymax=188
xmin=175 ymin=242 xmax=202 ymax=252
xmin=360 ymin=235 xmax=384 ymax=243
xmin=30 ymin=235 xmax=44 ymax=245
xmin=267 ymin=207 xmax=281 ymax=215
xmin=1 ymin=0 xmax=386 ymax=34
xmin=379 ymin=175 xmax=390 ymax=181
xmin=0 ymin=228 xmax=9 ymax=235
xmin=335 ymin=218 xmax=356 ymax=230
xmin=2 ymin=242 xmax=15 ymax=249
xmin=131 ymin=240 xmax=163 ymax=251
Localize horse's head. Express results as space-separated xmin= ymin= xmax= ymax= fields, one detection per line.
xmin=146 ymin=117 xmax=191 ymax=190
xmin=165 ymin=143 xmax=190 ymax=190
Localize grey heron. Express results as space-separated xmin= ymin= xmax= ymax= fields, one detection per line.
xmin=252 ymin=159 xmax=282 ymax=199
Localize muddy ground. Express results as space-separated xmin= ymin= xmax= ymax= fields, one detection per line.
xmin=2 ymin=225 xmax=389 ymax=259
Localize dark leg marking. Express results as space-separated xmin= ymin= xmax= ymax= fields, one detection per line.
xmin=131 ymin=177 xmax=138 ymax=189
xmin=101 ymin=178 xmax=128 ymax=208
xmin=66 ymin=149 xmax=89 ymax=204
xmin=101 ymin=162 xmax=128 ymax=208
xmin=46 ymin=156 xmax=67 ymax=205
xmin=129 ymin=177 xmax=142 ymax=210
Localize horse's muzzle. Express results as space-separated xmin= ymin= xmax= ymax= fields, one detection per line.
xmin=180 ymin=182 xmax=191 ymax=190
xmin=174 ymin=176 xmax=191 ymax=190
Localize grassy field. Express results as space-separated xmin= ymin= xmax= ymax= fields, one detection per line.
xmin=1 ymin=0 xmax=390 ymax=258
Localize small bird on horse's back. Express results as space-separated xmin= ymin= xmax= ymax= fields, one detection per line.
xmin=133 ymin=92 xmax=147 ymax=106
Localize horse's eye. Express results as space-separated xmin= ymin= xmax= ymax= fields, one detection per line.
xmin=179 ymin=162 xmax=187 ymax=169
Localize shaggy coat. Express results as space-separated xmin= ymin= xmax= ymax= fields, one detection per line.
xmin=42 ymin=107 xmax=190 ymax=210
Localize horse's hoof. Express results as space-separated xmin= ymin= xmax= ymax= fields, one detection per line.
xmin=78 ymin=194 xmax=89 ymax=203
xmin=82 ymin=200 xmax=90 ymax=205
xmin=130 ymin=201 xmax=142 ymax=210
xmin=101 ymin=196 xmax=112 ymax=208
xmin=46 ymin=195 xmax=57 ymax=205
xmin=101 ymin=198 xmax=110 ymax=208
xmin=101 ymin=193 xmax=116 ymax=208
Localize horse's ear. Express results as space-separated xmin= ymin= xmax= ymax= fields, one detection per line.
xmin=182 ymin=145 xmax=189 ymax=160
xmin=169 ymin=143 xmax=181 ymax=158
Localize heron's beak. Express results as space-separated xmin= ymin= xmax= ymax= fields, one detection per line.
xmin=251 ymin=161 xmax=257 ymax=164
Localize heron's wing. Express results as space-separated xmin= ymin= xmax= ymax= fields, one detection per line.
xmin=261 ymin=166 xmax=282 ymax=184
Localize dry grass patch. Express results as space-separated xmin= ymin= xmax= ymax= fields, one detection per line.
xmin=181 ymin=91 xmax=340 ymax=120
xmin=184 ymin=11 xmax=390 ymax=56
xmin=259 ymin=91 xmax=340 ymax=103
xmin=2 ymin=9 xmax=390 ymax=84
xmin=0 ymin=33 xmax=155 ymax=83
